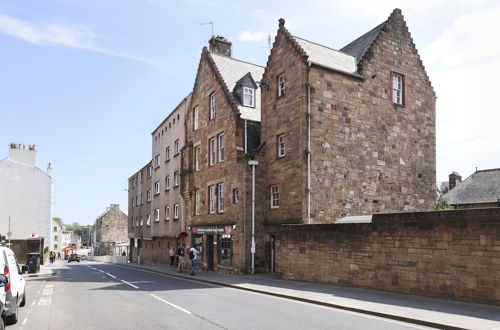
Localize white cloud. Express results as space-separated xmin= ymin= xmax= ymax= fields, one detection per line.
xmin=238 ymin=30 xmax=269 ymax=42
xmin=423 ymin=6 xmax=500 ymax=67
xmin=0 ymin=13 xmax=161 ymax=68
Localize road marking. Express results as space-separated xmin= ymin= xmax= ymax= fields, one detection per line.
xmin=106 ymin=273 xmax=116 ymax=279
xmin=22 ymin=318 xmax=27 ymax=325
xmin=150 ymin=294 xmax=191 ymax=314
xmin=31 ymin=301 xmax=36 ymax=306
xmin=121 ymin=280 xmax=139 ymax=289
xmin=98 ymin=270 xmax=104 ymax=273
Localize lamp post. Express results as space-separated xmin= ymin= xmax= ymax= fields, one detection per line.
xmin=248 ymin=160 xmax=258 ymax=274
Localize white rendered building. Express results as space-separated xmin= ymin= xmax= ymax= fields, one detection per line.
xmin=0 ymin=144 xmax=52 ymax=249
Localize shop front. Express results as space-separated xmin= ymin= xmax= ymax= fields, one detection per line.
xmin=190 ymin=225 xmax=234 ymax=271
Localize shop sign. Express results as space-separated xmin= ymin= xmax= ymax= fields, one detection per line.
xmin=191 ymin=225 xmax=233 ymax=235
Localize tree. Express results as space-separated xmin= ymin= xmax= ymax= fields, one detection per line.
xmin=437 ymin=197 xmax=453 ymax=210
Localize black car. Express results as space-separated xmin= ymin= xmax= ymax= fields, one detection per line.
xmin=68 ymin=254 xmax=80 ymax=263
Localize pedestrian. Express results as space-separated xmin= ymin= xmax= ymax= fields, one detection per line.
xmin=169 ymin=248 xmax=175 ymax=266
xmin=57 ymin=252 xmax=61 ymax=260
xmin=177 ymin=245 xmax=185 ymax=272
xmin=49 ymin=251 xmax=55 ymax=264
xmin=121 ymin=251 xmax=126 ymax=256
xmin=189 ymin=246 xmax=199 ymax=276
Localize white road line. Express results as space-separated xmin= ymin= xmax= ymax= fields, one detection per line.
xmin=150 ymin=294 xmax=191 ymax=314
xmin=22 ymin=318 xmax=27 ymax=325
xmin=121 ymin=280 xmax=139 ymax=289
xmin=31 ymin=301 xmax=36 ymax=306
xmin=106 ymin=273 xmax=116 ymax=279
xmin=98 ymin=270 xmax=104 ymax=273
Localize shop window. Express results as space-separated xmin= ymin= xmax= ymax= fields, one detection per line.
xmin=220 ymin=234 xmax=233 ymax=267
xmin=193 ymin=234 xmax=203 ymax=261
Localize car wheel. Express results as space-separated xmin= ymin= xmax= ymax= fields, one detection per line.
xmin=77 ymin=261 xmax=80 ymax=263
xmin=0 ymin=314 xmax=5 ymax=330
xmin=6 ymin=297 xmax=18 ymax=325
xmin=20 ymin=291 xmax=26 ymax=307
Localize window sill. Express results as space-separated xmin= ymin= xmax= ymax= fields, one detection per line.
xmin=392 ymin=102 xmax=405 ymax=108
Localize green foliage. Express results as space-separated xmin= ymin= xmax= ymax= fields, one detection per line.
xmin=437 ymin=197 xmax=453 ymax=210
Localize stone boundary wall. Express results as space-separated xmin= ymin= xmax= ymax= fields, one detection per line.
xmin=277 ymin=208 xmax=500 ymax=305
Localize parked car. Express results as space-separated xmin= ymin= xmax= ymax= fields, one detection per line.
xmin=0 ymin=246 xmax=27 ymax=325
xmin=0 ymin=273 xmax=8 ymax=330
xmin=68 ymin=254 xmax=80 ymax=263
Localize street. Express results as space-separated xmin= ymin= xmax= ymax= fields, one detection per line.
xmin=9 ymin=261 xmax=436 ymax=330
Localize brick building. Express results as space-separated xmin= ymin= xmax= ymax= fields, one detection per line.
xmin=181 ymin=36 xmax=264 ymax=274
xmin=93 ymin=204 xmax=128 ymax=256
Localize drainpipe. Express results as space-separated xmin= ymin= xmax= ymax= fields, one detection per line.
xmin=244 ymin=120 xmax=248 ymax=154
xmin=248 ymin=159 xmax=258 ymax=274
xmin=307 ymin=62 xmax=312 ymax=224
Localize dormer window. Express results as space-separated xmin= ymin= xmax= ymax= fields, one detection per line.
xmin=242 ymin=87 xmax=255 ymax=107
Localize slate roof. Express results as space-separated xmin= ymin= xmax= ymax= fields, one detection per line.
xmin=340 ymin=22 xmax=386 ymax=64
xmin=444 ymin=169 xmax=500 ymax=205
xmin=209 ymin=52 xmax=264 ymax=122
xmin=292 ymin=36 xmax=358 ymax=75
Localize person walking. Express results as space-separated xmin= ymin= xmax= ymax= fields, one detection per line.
xmin=177 ymin=245 xmax=185 ymax=272
xmin=169 ymin=248 xmax=175 ymax=266
xmin=189 ymin=246 xmax=199 ymax=276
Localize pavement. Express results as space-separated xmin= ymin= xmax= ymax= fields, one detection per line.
xmin=38 ymin=261 xmax=500 ymax=330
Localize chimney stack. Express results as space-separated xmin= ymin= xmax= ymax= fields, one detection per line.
xmin=209 ymin=36 xmax=232 ymax=57
xmin=448 ymin=171 xmax=462 ymax=191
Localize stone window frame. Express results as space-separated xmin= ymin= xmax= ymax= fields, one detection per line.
xmin=147 ymin=190 xmax=152 ymax=202
xmin=391 ymin=71 xmax=405 ymax=106
xmin=154 ymin=181 xmax=160 ymax=195
xmin=165 ymin=205 xmax=170 ymax=221
xmin=270 ymin=184 xmax=280 ymax=209
xmin=174 ymin=170 xmax=180 ymax=187
xmin=155 ymin=154 xmax=161 ymax=168
xmin=217 ymin=182 xmax=224 ymax=213
xmin=209 ymin=92 xmax=217 ymax=120
xmin=165 ymin=175 xmax=170 ymax=190
xmin=165 ymin=146 xmax=170 ymax=162
xmin=147 ymin=165 xmax=153 ymax=178
xmin=154 ymin=208 xmax=160 ymax=222
xmin=195 ymin=189 xmax=201 ymax=216
xmin=146 ymin=214 xmax=151 ymax=226
xmin=208 ymin=185 xmax=216 ymax=214
xmin=174 ymin=204 xmax=179 ymax=219
xmin=278 ymin=73 xmax=286 ymax=97
xmin=174 ymin=139 xmax=180 ymax=156
xmin=277 ymin=133 xmax=285 ymax=158
xmin=233 ymin=188 xmax=239 ymax=204
xmin=218 ymin=133 xmax=225 ymax=162
xmin=193 ymin=106 xmax=199 ymax=130
xmin=209 ymin=137 xmax=217 ymax=166
xmin=194 ymin=144 xmax=201 ymax=172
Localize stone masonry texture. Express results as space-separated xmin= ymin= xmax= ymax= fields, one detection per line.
xmin=260 ymin=10 xmax=436 ymax=225
xmin=277 ymin=208 xmax=500 ymax=306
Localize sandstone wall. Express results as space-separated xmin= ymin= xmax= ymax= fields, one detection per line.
xmin=277 ymin=209 xmax=500 ymax=305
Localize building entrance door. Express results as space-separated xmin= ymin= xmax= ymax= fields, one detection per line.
xmin=207 ymin=235 xmax=214 ymax=271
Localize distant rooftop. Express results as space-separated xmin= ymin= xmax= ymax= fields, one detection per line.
xmin=444 ymin=168 xmax=500 ymax=205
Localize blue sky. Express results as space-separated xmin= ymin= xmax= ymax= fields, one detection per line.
xmin=1 ymin=0 xmax=499 ymax=225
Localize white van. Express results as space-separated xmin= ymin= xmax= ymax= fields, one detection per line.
xmin=0 ymin=247 xmax=27 ymax=325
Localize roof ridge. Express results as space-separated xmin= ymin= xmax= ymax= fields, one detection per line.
xmin=209 ymin=52 xmax=265 ymax=69
xmin=292 ymin=35 xmax=352 ymax=56
xmin=475 ymin=168 xmax=500 ymax=173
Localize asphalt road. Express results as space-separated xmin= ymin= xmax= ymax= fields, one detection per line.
xmin=8 ymin=260 xmax=436 ymax=330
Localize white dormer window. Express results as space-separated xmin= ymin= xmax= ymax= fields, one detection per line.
xmin=243 ymin=87 xmax=255 ymax=107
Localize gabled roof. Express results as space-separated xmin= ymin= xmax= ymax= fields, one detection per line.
xmin=209 ymin=52 xmax=264 ymax=122
xmin=292 ymin=36 xmax=357 ymax=75
xmin=444 ymin=169 xmax=500 ymax=205
xmin=340 ymin=22 xmax=386 ymax=64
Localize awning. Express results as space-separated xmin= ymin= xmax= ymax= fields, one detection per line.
xmin=178 ymin=232 xmax=189 ymax=238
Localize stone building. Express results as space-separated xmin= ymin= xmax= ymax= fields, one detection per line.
xmin=259 ymin=9 xmax=436 ymax=271
xmin=128 ymin=162 xmax=152 ymax=262
xmin=444 ymin=168 xmax=500 ymax=209
xmin=128 ymin=96 xmax=191 ymax=264
xmin=0 ymin=144 xmax=53 ymax=249
xmin=181 ymin=36 xmax=264 ymax=273
xmin=94 ymin=204 xmax=128 ymax=256
xmin=51 ymin=218 xmax=63 ymax=254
